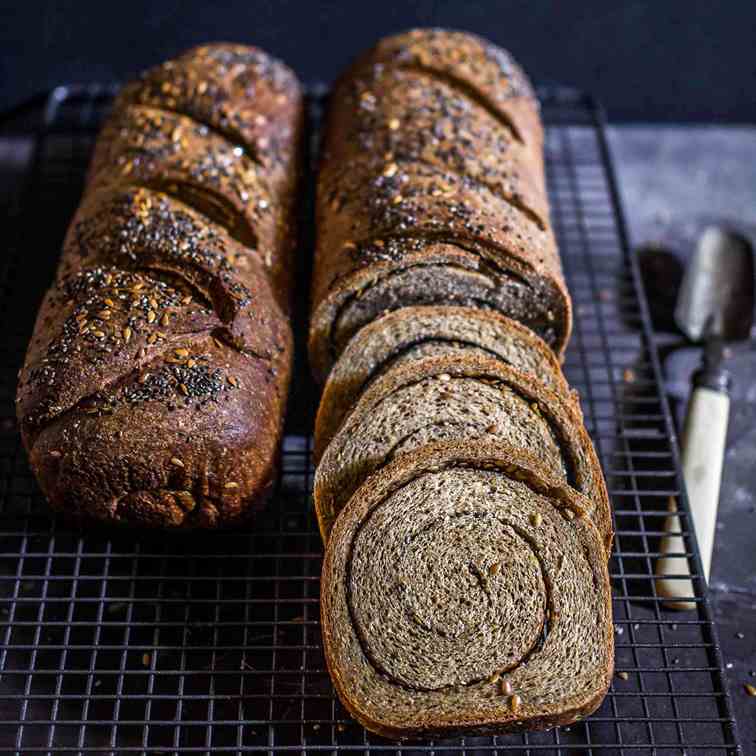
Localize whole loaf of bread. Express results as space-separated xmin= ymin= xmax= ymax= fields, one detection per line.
xmin=16 ymin=44 xmax=304 ymax=528
xmin=309 ymin=29 xmax=572 ymax=381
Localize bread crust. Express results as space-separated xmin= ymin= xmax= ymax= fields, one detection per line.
xmin=318 ymin=64 xmax=549 ymax=228
xmin=16 ymin=44 xmax=303 ymax=527
xmin=115 ymin=43 xmax=303 ymax=199
xmin=321 ymin=439 xmax=614 ymax=740
xmin=347 ymin=29 xmax=543 ymax=143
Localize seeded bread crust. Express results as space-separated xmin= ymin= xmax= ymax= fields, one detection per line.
xmin=314 ymin=354 xmax=612 ymax=552
xmin=321 ymin=440 xmax=614 ymax=740
xmin=349 ymin=28 xmax=543 ymax=143
xmin=309 ymin=29 xmax=571 ymax=378
xmin=115 ymin=43 xmax=303 ymax=200
xmin=85 ymin=105 xmax=292 ymax=302
xmin=314 ymin=306 xmax=575 ymax=457
xmin=16 ymin=44 xmax=304 ymax=528
xmin=318 ymin=65 xmax=549 ymax=229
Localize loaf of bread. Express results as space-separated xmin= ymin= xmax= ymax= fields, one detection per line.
xmin=16 ymin=44 xmax=304 ymax=527
xmin=321 ymin=440 xmax=613 ymax=739
xmin=314 ymin=30 xmax=613 ymax=740
xmin=309 ymin=28 xmax=571 ymax=380
xmin=314 ymin=305 xmax=574 ymax=459
xmin=314 ymin=354 xmax=611 ymax=551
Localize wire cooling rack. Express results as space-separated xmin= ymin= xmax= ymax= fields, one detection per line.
xmin=0 ymin=85 xmax=741 ymax=754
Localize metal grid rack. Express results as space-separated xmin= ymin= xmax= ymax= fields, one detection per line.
xmin=0 ymin=85 xmax=741 ymax=754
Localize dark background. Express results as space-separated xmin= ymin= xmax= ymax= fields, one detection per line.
xmin=1 ymin=0 xmax=755 ymax=121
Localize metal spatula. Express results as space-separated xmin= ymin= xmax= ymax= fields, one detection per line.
xmin=656 ymin=227 xmax=754 ymax=608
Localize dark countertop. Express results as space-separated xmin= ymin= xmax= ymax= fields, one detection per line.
xmin=609 ymin=125 xmax=756 ymax=751
xmin=1 ymin=123 xmax=754 ymax=748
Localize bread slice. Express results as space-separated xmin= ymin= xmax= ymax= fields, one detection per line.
xmin=321 ymin=440 xmax=614 ymax=740
xmin=314 ymin=354 xmax=611 ymax=551
xmin=310 ymin=238 xmax=571 ymax=379
xmin=314 ymin=306 xmax=574 ymax=456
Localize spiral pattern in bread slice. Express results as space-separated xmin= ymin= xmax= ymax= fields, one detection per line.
xmin=310 ymin=239 xmax=571 ymax=378
xmin=314 ymin=305 xmax=575 ymax=457
xmin=321 ymin=440 xmax=613 ymax=740
xmin=314 ymin=354 xmax=611 ymax=551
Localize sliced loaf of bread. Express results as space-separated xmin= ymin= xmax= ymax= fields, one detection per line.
xmin=314 ymin=354 xmax=611 ymax=551
xmin=321 ymin=440 xmax=614 ymax=740
xmin=314 ymin=306 xmax=574 ymax=456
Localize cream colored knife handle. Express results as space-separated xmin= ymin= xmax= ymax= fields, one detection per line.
xmin=656 ymin=387 xmax=729 ymax=608
xmin=680 ymin=386 xmax=729 ymax=580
